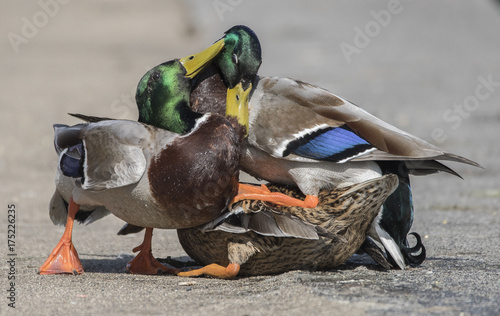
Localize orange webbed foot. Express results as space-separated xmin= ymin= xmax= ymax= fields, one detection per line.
xmin=39 ymin=198 xmax=83 ymax=275
xmin=233 ymin=183 xmax=319 ymax=208
xmin=38 ymin=239 xmax=83 ymax=275
xmin=126 ymin=228 xmax=180 ymax=275
xmin=177 ymin=263 xmax=240 ymax=279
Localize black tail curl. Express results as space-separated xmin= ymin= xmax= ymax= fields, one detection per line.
xmin=402 ymin=232 xmax=426 ymax=266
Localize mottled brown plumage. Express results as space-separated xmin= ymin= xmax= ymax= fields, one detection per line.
xmin=177 ymin=174 xmax=398 ymax=277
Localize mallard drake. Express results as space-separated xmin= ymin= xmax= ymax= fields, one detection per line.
xmin=40 ymin=49 xmax=309 ymax=275
xmin=40 ymin=113 xmax=240 ymax=275
xmin=176 ymin=174 xmax=399 ymax=278
xmin=39 ymin=57 xmax=242 ymax=275
xmin=175 ymin=25 xmax=482 ymax=270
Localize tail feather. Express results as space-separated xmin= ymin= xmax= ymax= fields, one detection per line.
xmin=440 ymin=152 xmax=482 ymax=168
xmin=360 ymin=236 xmax=392 ymax=269
xmin=369 ymin=162 xmax=427 ymax=268
xmin=374 ymin=221 xmax=406 ymax=269
xmin=402 ymin=232 xmax=426 ymax=265
xmin=49 ymin=190 xmax=110 ymax=226
xmin=405 ymin=160 xmax=462 ymax=178
xmin=117 ymin=223 xmax=145 ymax=235
xmin=69 ymin=113 xmax=114 ymax=123
xmin=49 ymin=190 xmax=69 ymax=226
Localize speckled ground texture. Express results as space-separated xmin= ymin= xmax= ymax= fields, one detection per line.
xmin=1 ymin=1 xmax=499 ymax=315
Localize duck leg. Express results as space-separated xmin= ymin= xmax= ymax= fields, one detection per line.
xmin=39 ymin=197 xmax=84 ymax=275
xmin=126 ymin=227 xmax=180 ymax=275
xmin=232 ymin=183 xmax=319 ymax=208
xmin=177 ymin=263 xmax=240 ymax=279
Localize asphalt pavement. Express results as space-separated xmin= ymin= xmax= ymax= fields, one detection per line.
xmin=1 ymin=1 xmax=499 ymax=315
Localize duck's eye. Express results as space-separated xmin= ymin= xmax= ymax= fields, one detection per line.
xmin=236 ymin=94 xmax=240 ymax=101
xmin=232 ymin=54 xmax=238 ymax=65
xmin=152 ymin=71 xmax=161 ymax=81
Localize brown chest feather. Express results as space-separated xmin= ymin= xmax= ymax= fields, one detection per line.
xmin=190 ymin=65 xmax=227 ymax=116
xmin=190 ymin=66 xmax=247 ymax=142
xmin=148 ymin=115 xmax=240 ymax=227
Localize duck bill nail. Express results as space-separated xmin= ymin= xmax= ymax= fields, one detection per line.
xmin=180 ymin=39 xmax=225 ymax=78
xmin=226 ymin=83 xmax=251 ymax=136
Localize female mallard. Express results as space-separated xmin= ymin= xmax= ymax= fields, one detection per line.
xmin=39 ymin=58 xmax=241 ymax=275
xmin=175 ymin=25 xmax=481 ymax=270
xmin=176 ymin=174 xmax=399 ymax=278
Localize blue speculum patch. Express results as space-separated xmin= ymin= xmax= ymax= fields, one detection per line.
xmin=286 ymin=126 xmax=374 ymax=162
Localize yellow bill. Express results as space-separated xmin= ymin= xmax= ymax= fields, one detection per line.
xmin=226 ymin=83 xmax=252 ymax=136
xmin=179 ymin=39 xmax=225 ymax=78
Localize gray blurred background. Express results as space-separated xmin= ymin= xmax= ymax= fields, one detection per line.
xmin=1 ymin=1 xmax=499 ymax=315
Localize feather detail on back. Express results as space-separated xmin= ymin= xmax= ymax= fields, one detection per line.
xmin=250 ymin=76 xmax=481 ymax=168
xmin=54 ymin=121 xmax=151 ymax=190
xmin=201 ymin=203 xmax=320 ymax=240
xmin=200 ymin=174 xmax=399 ymax=241
xmin=52 ymin=113 xmax=240 ymax=229
xmin=177 ymin=174 xmax=399 ymax=275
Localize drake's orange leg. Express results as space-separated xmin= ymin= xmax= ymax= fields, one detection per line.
xmin=126 ymin=228 xmax=180 ymax=275
xmin=177 ymin=263 xmax=240 ymax=279
xmin=39 ymin=197 xmax=84 ymax=275
xmin=233 ymin=183 xmax=319 ymax=208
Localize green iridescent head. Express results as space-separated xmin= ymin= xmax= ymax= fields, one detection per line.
xmin=215 ymin=25 xmax=262 ymax=90
xmin=136 ymin=60 xmax=198 ymax=134
xmin=136 ymin=26 xmax=261 ymax=136
xmin=136 ymin=41 xmax=225 ymax=134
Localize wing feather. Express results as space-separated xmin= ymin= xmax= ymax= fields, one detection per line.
xmin=251 ymin=77 xmax=480 ymax=167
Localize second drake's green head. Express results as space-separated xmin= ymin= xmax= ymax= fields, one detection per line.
xmin=137 ymin=26 xmax=261 ymax=136
xmin=216 ymin=25 xmax=262 ymax=136
xmin=183 ymin=25 xmax=262 ymax=136
xmin=214 ymin=25 xmax=262 ymax=90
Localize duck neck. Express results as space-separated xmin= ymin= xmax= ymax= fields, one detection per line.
xmin=139 ymin=97 xmax=202 ymax=135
